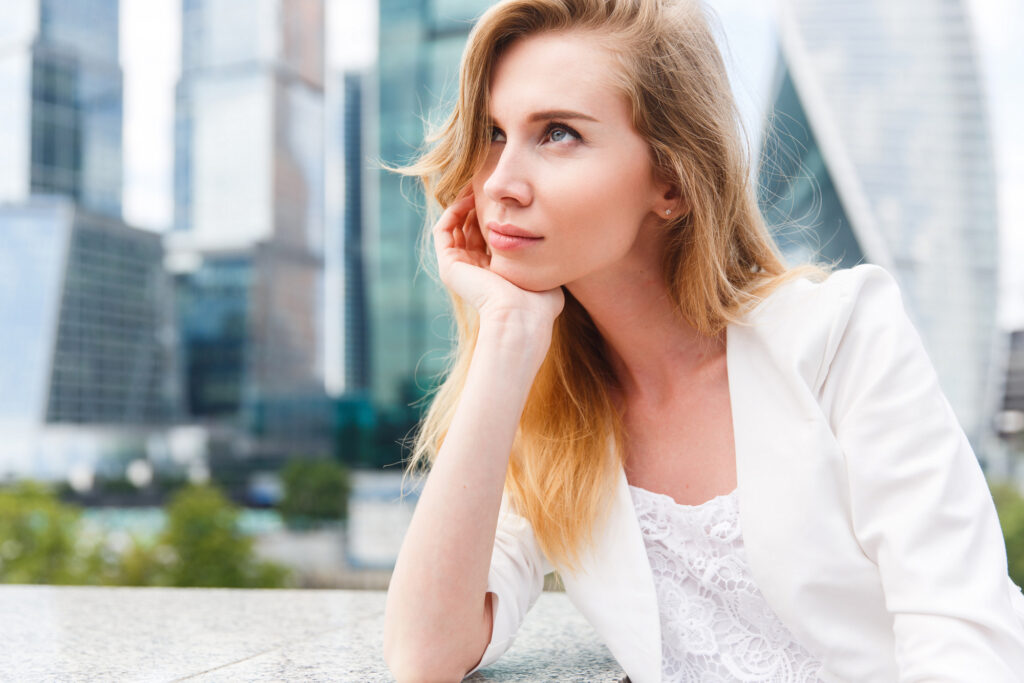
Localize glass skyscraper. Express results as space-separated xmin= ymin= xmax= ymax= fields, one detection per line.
xmin=0 ymin=197 xmax=179 ymax=479
xmin=0 ymin=0 xmax=122 ymax=218
xmin=330 ymin=70 xmax=370 ymax=396
xmin=759 ymin=0 xmax=999 ymax=451
xmin=169 ymin=0 xmax=327 ymax=421
xmin=0 ymin=1 xmax=183 ymax=482
xmin=373 ymin=0 xmax=492 ymax=406
xmin=1 ymin=197 xmax=177 ymax=426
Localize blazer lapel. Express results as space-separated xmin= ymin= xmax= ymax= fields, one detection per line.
xmin=559 ymin=451 xmax=663 ymax=683
xmin=556 ymin=290 xmax=846 ymax=683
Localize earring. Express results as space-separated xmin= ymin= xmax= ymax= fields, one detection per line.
xmin=664 ymin=209 xmax=672 ymax=215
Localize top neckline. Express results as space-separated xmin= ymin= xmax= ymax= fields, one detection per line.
xmin=627 ymin=483 xmax=738 ymax=510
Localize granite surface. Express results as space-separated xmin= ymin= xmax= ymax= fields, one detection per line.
xmin=0 ymin=585 xmax=625 ymax=682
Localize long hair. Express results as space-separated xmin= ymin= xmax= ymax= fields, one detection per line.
xmin=396 ymin=0 xmax=833 ymax=573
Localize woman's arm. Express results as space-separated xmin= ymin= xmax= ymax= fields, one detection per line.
xmin=822 ymin=264 xmax=1024 ymax=680
xmin=383 ymin=319 xmax=551 ymax=681
xmin=383 ymin=187 xmax=564 ymax=682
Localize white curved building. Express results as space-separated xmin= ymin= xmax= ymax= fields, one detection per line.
xmin=759 ymin=0 xmax=1000 ymax=457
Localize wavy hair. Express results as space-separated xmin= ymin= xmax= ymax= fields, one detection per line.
xmin=396 ymin=0 xmax=833 ymax=573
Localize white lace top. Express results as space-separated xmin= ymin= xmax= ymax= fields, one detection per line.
xmin=628 ymin=484 xmax=824 ymax=682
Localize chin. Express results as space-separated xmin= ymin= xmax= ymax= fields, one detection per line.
xmin=490 ymin=259 xmax=564 ymax=293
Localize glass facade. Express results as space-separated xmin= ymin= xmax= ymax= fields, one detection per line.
xmin=174 ymin=0 xmax=324 ymax=252
xmin=0 ymin=52 xmax=32 ymax=200
xmin=248 ymin=242 xmax=325 ymax=399
xmin=758 ymin=65 xmax=864 ymax=269
xmin=47 ymin=210 xmax=177 ymax=424
xmin=342 ymin=71 xmax=369 ymax=394
xmin=763 ymin=0 xmax=999 ymax=446
xmin=0 ymin=200 xmax=72 ymax=426
xmin=0 ymin=0 xmax=123 ymax=218
xmin=373 ymin=0 xmax=492 ymax=405
xmin=0 ymin=2 xmax=177 ymax=482
xmin=171 ymin=0 xmax=327 ymax=424
xmin=175 ymin=256 xmax=251 ymax=417
xmin=0 ymin=197 xmax=177 ymax=428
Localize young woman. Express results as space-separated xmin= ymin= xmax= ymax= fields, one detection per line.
xmin=382 ymin=0 xmax=1024 ymax=681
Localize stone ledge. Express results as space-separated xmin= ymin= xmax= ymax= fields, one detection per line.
xmin=0 ymin=585 xmax=624 ymax=681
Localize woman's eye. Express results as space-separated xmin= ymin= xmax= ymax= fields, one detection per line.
xmin=545 ymin=124 xmax=580 ymax=144
xmin=489 ymin=127 xmax=506 ymax=143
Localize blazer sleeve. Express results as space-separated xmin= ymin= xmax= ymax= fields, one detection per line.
xmin=820 ymin=263 xmax=1024 ymax=681
xmin=464 ymin=491 xmax=553 ymax=677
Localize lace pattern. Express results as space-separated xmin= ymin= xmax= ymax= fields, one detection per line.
xmin=628 ymin=484 xmax=823 ymax=682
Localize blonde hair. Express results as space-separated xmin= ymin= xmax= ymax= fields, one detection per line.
xmin=397 ymin=0 xmax=833 ymax=573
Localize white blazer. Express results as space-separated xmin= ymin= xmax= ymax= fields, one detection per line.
xmin=466 ymin=264 xmax=1024 ymax=682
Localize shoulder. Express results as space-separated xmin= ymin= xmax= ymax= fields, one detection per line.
xmin=751 ymin=263 xmax=900 ymax=321
xmin=737 ymin=263 xmax=907 ymax=389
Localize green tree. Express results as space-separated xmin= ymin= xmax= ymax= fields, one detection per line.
xmin=0 ymin=482 xmax=89 ymax=584
xmin=990 ymin=481 xmax=1024 ymax=587
xmin=0 ymin=481 xmax=289 ymax=588
xmin=277 ymin=458 xmax=351 ymax=529
xmin=151 ymin=484 xmax=290 ymax=588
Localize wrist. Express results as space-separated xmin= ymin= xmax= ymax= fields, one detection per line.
xmin=477 ymin=317 xmax=553 ymax=370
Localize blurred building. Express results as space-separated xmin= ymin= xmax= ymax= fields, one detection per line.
xmin=0 ymin=0 xmax=122 ymax=219
xmin=340 ymin=71 xmax=371 ymax=395
xmin=759 ymin=0 xmax=1000 ymax=458
xmin=0 ymin=196 xmax=178 ymax=480
xmin=371 ymin=0 xmax=492 ymax=406
xmin=325 ymin=69 xmax=371 ymax=398
xmin=996 ymin=329 xmax=1024 ymax=469
xmin=0 ymin=1 xmax=186 ymax=483
xmin=168 ymin=0 xmax=328 ymax=438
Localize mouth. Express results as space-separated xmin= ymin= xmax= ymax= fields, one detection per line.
xmin=485 ymin=222 xmax=544 ymax=251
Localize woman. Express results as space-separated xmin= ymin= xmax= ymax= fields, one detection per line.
xmin=382 ymin=0 xmax=1024 ymax=681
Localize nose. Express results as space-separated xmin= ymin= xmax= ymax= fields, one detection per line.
xmin=481 ymin=142 xmax=533 ymax=208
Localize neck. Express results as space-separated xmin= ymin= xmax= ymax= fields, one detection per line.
xmin=565 ymin=241 xmax=725 ymax=409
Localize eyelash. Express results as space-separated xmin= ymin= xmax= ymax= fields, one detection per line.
xmin=489 ymin=122 xmax=583 ymax=145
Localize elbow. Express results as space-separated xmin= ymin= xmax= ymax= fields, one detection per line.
xmin=383 ymin=644 xmax=469 ymax=683
xmin=383 ymin=628 xmax=472 ymax=683
xmin=383 ymin=588 xmax=493 ymax=682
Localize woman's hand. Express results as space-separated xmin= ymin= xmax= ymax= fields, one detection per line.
xmin=433 ymin=186 xmax=565 ymax=335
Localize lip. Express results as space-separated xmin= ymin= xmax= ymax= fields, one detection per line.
xmin=486 ymin=222 xmax=542 ymax=239
xmin=485 ymin=222 xmax=544 ymax=252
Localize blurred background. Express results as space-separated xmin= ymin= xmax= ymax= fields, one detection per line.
xmin=1 ymin=0 xmax=1023 ymax=589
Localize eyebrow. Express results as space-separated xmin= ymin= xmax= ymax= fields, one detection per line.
xmin=489 ymin=109 xmax=600 ymax=125
xmin=528 ymin=109 xmax=598 ymax=123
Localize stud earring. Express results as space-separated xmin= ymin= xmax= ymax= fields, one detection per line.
xmin=664 ymin=209 xmax=672 ymax=215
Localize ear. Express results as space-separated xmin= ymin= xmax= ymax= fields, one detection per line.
xmin=656 ymin=182 xmax=688 ymax=217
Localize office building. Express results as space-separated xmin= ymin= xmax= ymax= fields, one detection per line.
xmin=371 ymin=0 xmax=493 ymax=406
xmin=169 ymin=0 xmax=327 ymax=423
xmin=759 ymin=0 xmax=1000 ymax=450
xmin=325 ymin=69 xmax=371 ymax=397
xmin=0 ymin=197 xmax=178 ymax=479
xmin=0 ymin=0 xmax=122 ymax=218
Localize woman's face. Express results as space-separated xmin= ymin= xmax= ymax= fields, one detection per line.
xmin=470 ymin=31 xmax=673 ymax=293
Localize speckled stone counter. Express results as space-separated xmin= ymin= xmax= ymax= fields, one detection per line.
xmin=0 ymin=585 xmax=625 ymax=682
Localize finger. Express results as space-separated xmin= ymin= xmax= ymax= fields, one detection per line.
xmin=452 ymin=211 xmax=466 ymax=250
xmin=464 ymin=209 xmax=488 ymax=255
xmin=460 ymin=208 xmax=475 ymax=248
xmin=432 ymin=193 xmax=475 ymax=241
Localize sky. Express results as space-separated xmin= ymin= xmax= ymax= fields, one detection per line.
xmin=120 ymin=0 xmax=1023 ymax=327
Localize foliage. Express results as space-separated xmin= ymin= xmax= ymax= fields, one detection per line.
xmin=990 ymin=481 xmax=1024 ymax=587
xmin=277 ymin=458 xmax=351 ymax=528
xmin=0 ymin=482 xmax=92 ymax=584
xmin=139 ymin=484 xmax=290 ymax=587
xmin=0 ymin=481 xmax=289 ymax=588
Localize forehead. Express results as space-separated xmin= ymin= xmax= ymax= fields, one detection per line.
xmin=488 ymin=32 xmax=629 ymax=121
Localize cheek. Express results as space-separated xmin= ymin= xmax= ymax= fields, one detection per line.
xmin=550 ymin=163 xmax=651 ymax=242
